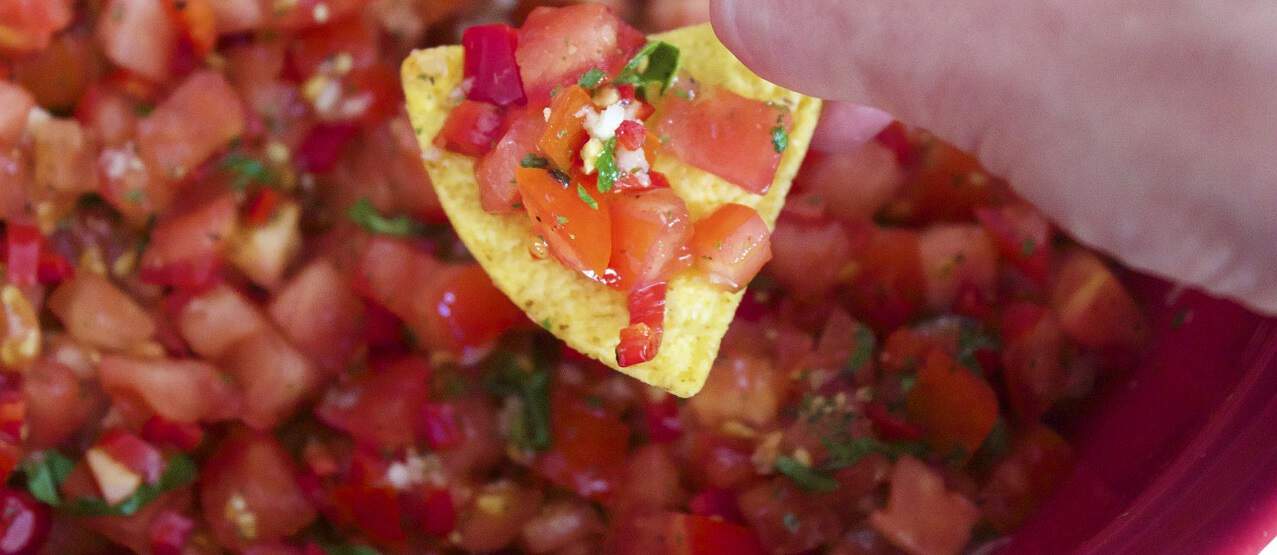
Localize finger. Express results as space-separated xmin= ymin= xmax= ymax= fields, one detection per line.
xmin=810 ymin=102 xmax=893 ymax=154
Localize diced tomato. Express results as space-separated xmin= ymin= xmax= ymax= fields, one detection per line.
xmin=517 ymin=167 xmax=612 ymax=278
xmin=147 ymin=510 xmax=194 ymax=555
xmin=1051 ymin=250 xmax=1147 ymax=350
xmin=98 ymin=356 xmax=240 ymax=423
xmin=411 ymin=264 xmax=522 ymax=357
xmin=462 ymin=24 xmax=526 ymax=106
xmin=48 ymin=274 xmax=156 ymax=351
xmin=140 ymin=416 xmax=204 ymax=451
xmin=690 ymin=203 xmax=772 ymax=291
xmin=295 ymin=122 xmax=360 ymax=173
xmin=864 ymin=402 xmax=925 ymax=442
xmin=31 ymin=118 xmax=99 ymax=195
xmin=766 ymin=216 xmax=855 ymax=301
xmin=918 ymin=224 xmax=999 ymax=311
xmin=608 ymin=188 xmax=691 ymax=290
xmin=0 ymin=82 xmax=34 ymax=146
xmin=264 ymin=0 xmax=367 ymax=30
xmin=736 ymin=479 xmax=840 ymax=554
xmin=24 ymin=359 xmax=96 ymax=450
xmin=94 ymin=429 xmax=165 ymax=485
xmin=0 ymin=489 xmax=51 ymax=555
xmin=288 ymin=16 xmax=378 ymax=79
xmin=97 ymin=0 xmax=179 ymax=81
xmin=0 ymin=0 xmax=73 ymax=52
xmin=1000 ymin=302 xmax=1066 ymax=420
xmin=455 ymin=481 xmax=542 ymax=552
xmin=268 ymin=259 xmax=364 ymax=374
xmin=520 ymin=500 xmax=602 ymax=554
xmin=98 ymin=145 xmax=166 ymax=225
xmin=136 ymin=71 xmax=245 ymax=181
xmin=905 ymin=350 xmax=999 ymax=457
xmin=976 ymin=203 xmax=1052 ymax=285
xmin=162 ymin=0 xmax=215 ymax=58
xmin=327 ymin=482 xmax=405 ymax=544
xmin=980 ymin=424 xmax=1073 ymax=531
xmin=76 ymin=85 xmax=138 ymax=147
xmin=622 ymin=512 xmax=765 ymax=555
xmin=220 ymin=330 xmax=320 ymax=430
xmin=616 ymin=282 xmax=666 ymax=367
xmin=515 ymin=4 xmax=644 ymax=106
xmin=887 ymin=132 xmax=1007 ymax=223
xmin=688 ymin=488 xmax=743 ymax=523
xmin=4 ymin=223 xmax=41 ymax=287
xmin=403 ymin=488 xmax=456 ymax=538
xmin=419 ymin=402 xmax=462 ymax=450
xmin=537 ymin=85 xmax=592 ymax=169
xmin=654 ymin=85 xmax=791 ymax=194
xmin=57 ymin=463 xmax=187 ymax=553
xmin=476 ymin=109 xmax=544 ymax=213
xmin=316 ymin=356 xmax=430 ymax=450
xmin=434 ymin=395 xmax=504 ymax=479
xmin=436 ymin=100 xmax=506 ymax=157
xmin=11 ymin=29 xmax=99 ymax=111
xmin=209 ymin=0 xmax=262 ymax=34
xmin=140 ymin=193 xmax=237 ymax=289
xmin=536 ymin=388 xmax=630 ymax=499
xmin=869 ymin=456 xmax=980 ymax=555
xmin=873 ymin=120 xmax=912 ymax=166
xmin=642 ymin=394 xmax=682 ymax=443
xmin=795 ymin=142 xmax=904 ymax=224
xmin=200 ymin=430 xmax=317 ymax=549
xmin=845 ymin=227 xmax=926 ymax=332
xmin=688 ymin=354 xmax=783 ymax=429
xmin=243 ymin=188 xmax=281 ymax=226
xmin=176 ymin=284 xmax=267 ymax=359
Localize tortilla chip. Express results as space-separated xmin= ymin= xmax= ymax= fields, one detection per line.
xmin=402 ymin=23 xmax=821 ymax=397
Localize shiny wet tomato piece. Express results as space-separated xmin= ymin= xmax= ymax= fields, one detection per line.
xmin=0 ymin=0 xmax=72 ymax=52
xmin=413 ymin=264 xmax=522 ymax=356
xmin=608 ymin=188 xmax=691 ymax=290
xmin=846 ymin=227 xmax=926 ymax=332
xmin=96 ymin=0 xmax=178 ymax=81
xmin=1050 ymin=250 xmax=1147 ymax=350
xmin=616 ymin=281 xmax=667 ymax=367
xmin=288 ymin=16 xmax=378 ymax=79
xmin=268 ymin=259 xmax=364 ymax=375
xmin=537 ymin=85 xmax=592 ymax=170
xmin=975 ymin=202 xmax=1052 ymax=286
xmin=515 ymin=4 xmax=645 ymax=106
xmin=435 ymin=100 xmax=506 ymax=157
xmin=654 ymin=85 xmax=791 ymax=194
xmin=536 ymin=387 xmax=630 ymax=499
xmin=200 ymin=430 xmax=317 ymax=550
xmin=162 ymin=0 xmax=216 ymax=58
xmin=315 ymin=357 xmax=430 ymax=451
xmin=462 ymin=24 xmax=525 ymax=106
xmin=476 ymin=108 xmax=544 ymax=213
xmin=516 ymin=167 xmax=612 ymax=279
xmin=905 ymin=350 xmax=999 ymax=457
xmin=690 ymin=203 xmax=772 ymax=291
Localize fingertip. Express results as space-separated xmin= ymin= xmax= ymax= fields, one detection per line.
xmin=811 ymin=102 xmax=895 ymax=153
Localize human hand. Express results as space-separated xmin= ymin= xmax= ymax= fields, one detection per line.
xmin=711 ymin=0 xmax=1277 ymax=314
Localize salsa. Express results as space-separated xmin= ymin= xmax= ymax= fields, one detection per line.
xmin=0 ymin=1 xmax=1146 ymax=554
xmin=434 ymin=6 xmax=790 ymax=367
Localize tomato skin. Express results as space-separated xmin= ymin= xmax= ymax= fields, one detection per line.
xmin=918 ymin=224 xmax=999 ymax=311
xmin=654 ymin=85 xmax=791 ymax=194
xmin=200 ymin=430 xmax=317 ymax=550
xmin=516 ymin=167 xmax=613 ymax=278
xmin=1000 ymin=302 xmax=1066 ymax=421
xmin=412 ymin=264 xmax=522 ymax=357
xmin=536 ymin=387 xmax=631 ymax=499
xmin=608 ymin=188 xmax=691 ymax=290
xmin=98 ymin=356 xmax=240 ymax=423
xmin=515 ymin=4 xmax=645 ymax=106
xmin=47 ymin=273 xmax=156 ymax=352
xmin=162 ymin=0 xmax=215 ymax=58
xmin=97 ymin=0 xmax=178 ymax=82
xmin=24 ymin=359 xmax=97 ymax=450
xmin=315 ymin=356 xmax=430 ymax=451
xmin=905 ymin=350 xmax=1000 ymax=457
xmin=220 ymin=331 xmax=321 ymax=431
xmin=975 ymin=203 xmax=1052 ymax=286
xmin=537 ymin=85 xmax=592 ymax=170
xmin=462 ymin=24 xmax=526 ymax=107
xmin=136 ymin=71 xmax=245 ymax=181
xmin=620 ymin=512 xmax=764 ymax=555
xmin=268 ymin=259 xmax=364 ymax=374
xmin=435 ymin=100 xmax=506 ymax=157
xmin=1051 ymin=250 xmax=1147 ymax=350
xmin=690 ymin=203 xmax=772 ymax=292
xmin=288 ymin=17 xmax=378 ymax=79
xmin=476 ymin=109 xmax=544 ymax=213
xmin=140 ymin=193 xmax=237 ymax=289
xmin=846 ymin=227 xmax=926 ymax=333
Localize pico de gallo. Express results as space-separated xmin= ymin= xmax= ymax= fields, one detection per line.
xmin=0 ymin=1 xmax=1147 ymax=554
xmin=434 ymin=5 xmax=788 ymax=367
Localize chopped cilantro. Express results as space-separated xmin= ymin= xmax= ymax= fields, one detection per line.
xmin=521 ymin=154 xmax=550 ymax=169
xmin=577 ymin=68 xmax=606 ymax=90
xmin=221 ymin=152 xmax=275 ymax=191
xmin=774 ymin=456 xmax=838 ymax=492
xmin=321 ymin=545 xmax=382 ymax=555
xmin=539 ymin=318 xmax=552 ymax=329
xmin=782 ymin=513 xmax=801 ymax=534
xmin=845 ymin=326 xmax=876 ymax=376
xmin=614 ymin=42 xmax=680 ymax=94
xmin=771 ymin=124 xmax=789 ymax=153
xmin=956 ymin=320 xmax=998 ymax=373
xmin=899 ymin=373 xmax=917 ymax=394
xmin=132 ymin=103 xmax=154 ymax=117
xmin=1021 ymin=237 xmax=1038 ymax=257
xmin=824 ymin=435 xmax=927 ymax=469
xmin=23 ymin=451 xmax=75 ymax=506
xmin=124 ymin=189 xmax=146 ymax=204
xmin=487 ymin=354 xmax=552 ymax=451
xmin=65 ymin=455 xmax=198 ymax=517
xmin=595 ymin=137 xmax=619 ymax=193
xmin=576 ymin=184 xmax=599 ymax=210
xmin=347 ymin=198 xmax=429 ymax=237
xmin=974 ymin=418 xmax=1010 ymax=461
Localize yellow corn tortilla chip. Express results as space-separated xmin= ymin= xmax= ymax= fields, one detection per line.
xmin=402 ymin=23 xmax=821 ymax=397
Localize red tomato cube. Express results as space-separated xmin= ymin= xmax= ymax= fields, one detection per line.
xmin=515 ymin=4 xmax=645 ymax=106
xmin=654 ymin=85 xmax=791 ymax=194
xmin=96 ymin=0 xmax=178 ymax=81
xmin=435 ymin=100 xmax=506 ymax=157
xmin=690 ymin=203 xmax=772 ymax=291
xmin=462 ymin=24 xmax=526 ymax=106
xmin=136 ymin=71 xmax=245 ymax=181
xmin=476 ymin=109 xmax=543 ymax=213
xmin=200 ymin=430 xmax=317 ymax=549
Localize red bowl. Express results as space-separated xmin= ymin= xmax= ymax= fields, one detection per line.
xmin=1006 ymin=275 xmax=1277 ymax=554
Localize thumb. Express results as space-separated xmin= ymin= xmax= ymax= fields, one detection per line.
xmin=711 ymin=0 xmax=1277 ymax=314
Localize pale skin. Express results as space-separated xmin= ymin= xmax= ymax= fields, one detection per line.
xmin=710 ymin=0 xmax=1277 ymax=314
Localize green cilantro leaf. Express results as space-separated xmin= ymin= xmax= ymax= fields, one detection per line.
xmin=578 ymin=68 xmax=606 ymax=90
xmin=23 ymin=451 xmax=75 ymax=506
xmin=521 ymin=154 xmax=550 ymax=169
xmin=956 ymin=321 xmax=998 ymax=373
xmin=771 ymin=124 xmax=789 ymax=153
xmin=66 ymin=454 xmax=198 ymax=517
xmin=221 ymin=152 xmax=275 ymax=191
xmin=614 ymin=42 xmax=681 ymax=94
xmin=576 ymin=184 xmax=599 ymax=210
xmin=487 ymin=354 xmax=552 ymax=452
xmin=347 ymin=198 xmax=429 ymax=237
xmin=595 ymin=138 xmax=619 ymax=193
xmin=322 ymin=544 xmax=382 ymax=555
xmin=845 ymin=326 xmax=876 ymax=376
xmin=774 ymin=456 xmax=838 ymax=492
